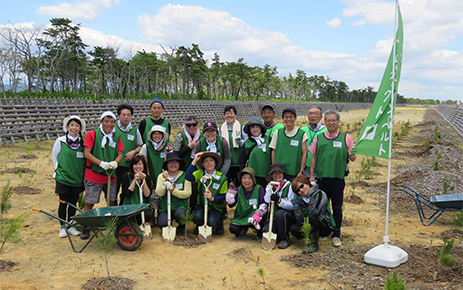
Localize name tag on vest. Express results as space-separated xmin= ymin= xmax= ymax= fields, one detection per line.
xmin=290 ymin=140 xmax=299 ymax=146
xmin=160 ymin=152 xmax=166 ymax=158
xmin=109 ymin=142 xmax=116 ymax=148
xmin=127 ymin=134 xmax=134 ymax=141
xmin=333 ymin=141 xmax=342 ymax=148
xmin=212 ymin=183 xmax=220 ymax=190
xmin=175 ymin=183 xmax=183 ymax=190
xmin=76 ymin=152 xmax=84 ymax=158
xmin=249 ymin=198 xmax=258 ymax=209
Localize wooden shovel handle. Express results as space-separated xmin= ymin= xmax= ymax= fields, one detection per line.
xmin=32 ymin=208 xmax=40 ymax=212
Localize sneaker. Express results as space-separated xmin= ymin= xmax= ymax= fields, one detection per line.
xmin=302 ymin=243 xmax=319 ymax=254
xmin=80 ymin=230 xmax=90 ymax=240
xmin=278 ymin=240 xmax=291 ymax=249
xmin=58 ymin=228 xmax=67 ymax=238
xmin=332 ymin=237 xmax=341 ymax=247
xmin=67 ymin=227 xmax=81 ymax=236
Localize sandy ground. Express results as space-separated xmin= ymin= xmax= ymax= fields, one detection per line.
xmin=1 ymin=106 xmax=461 ymax=290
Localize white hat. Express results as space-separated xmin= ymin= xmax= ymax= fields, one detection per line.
xmin=148 ymin=125 xmax=168 ymax=142
xmin=63 ymin=115 xmax=86 ymax=133
xmin=100 ymin=111 xmax=117 ymax=121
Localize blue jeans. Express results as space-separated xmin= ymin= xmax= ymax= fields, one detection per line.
xmin=158 ymin=208 xmax=186 ymax=228
xmin=193 ymin=206 xmax=223 ymax=230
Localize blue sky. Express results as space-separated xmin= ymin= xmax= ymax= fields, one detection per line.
xmin=1 ymin=0 xmax=462 ymax=101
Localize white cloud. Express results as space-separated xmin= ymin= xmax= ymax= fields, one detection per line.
xmin=36 ymin=0 xmax=123 ymax=21
xmin=327 ymin=17 xmax=342 ymax=29
xmin=350 ymin=20 xmax=366 ymax=26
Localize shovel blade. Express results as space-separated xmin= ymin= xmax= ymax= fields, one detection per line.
xmin=198 ymin=225 xmax=212 ymax=243
xmin=162 ymin=226 xmax=176 ymax=242
xmin=262 ymin=232 xmax=277 ymax=250
xmin=142 ymin=223 xmax=152 ymax=239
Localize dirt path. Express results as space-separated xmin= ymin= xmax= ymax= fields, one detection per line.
xmin=1 ymin=107 xmax=462 ymax=290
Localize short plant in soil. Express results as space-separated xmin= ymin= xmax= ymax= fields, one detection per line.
xmin=384 ymin=270 xmax=406 ymax=290
xmin=442 ymin=177 xmax=451 ymax=195
xmin=434 ymin=125 xmax=441 ymax=143
xmin=1 ymin=181 xmax=13 ymax=219
xmin=437 ymin=238 xmax=457 ymax=267
xmin=0 ymin=212 xmax=28 ymax=254
xmin=179 ymin=202 xmax=194 ymax=237
xmin=95 ymin=217 xmax=118 ymax=279
xmin=301 ymin=217 xmax=312 ymax=247
xmin=257 ymin=268 xmax=266 ymax=290
xmin=452 ymin=211 xmax=463 ymax=227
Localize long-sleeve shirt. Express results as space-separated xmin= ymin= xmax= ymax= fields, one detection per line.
xmin=185 ymin=164 xmax=226 ymax=204
xmin=154 ymin=171 xmax=192 ymax=199
xmin=227 ymin=186 xmax=267 ymax=216
xmin=263 ymin=180 xmax=294 ymax=211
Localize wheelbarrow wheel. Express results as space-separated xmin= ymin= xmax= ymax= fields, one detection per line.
xmin=115 ymin=220 xmax=143 ymax=251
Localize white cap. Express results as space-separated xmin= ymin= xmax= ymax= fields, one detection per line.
xmin=63 ymin=115 xmax=86 ymax=133
xmin=100 ymin=111 xmax=117 ymax=121
xmin=148 ymin=125 xmax=168 ymax=142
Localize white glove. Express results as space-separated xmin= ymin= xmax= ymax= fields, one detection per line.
xmin=108 ymin=161 xmax=118 ymax=169
xmin=162 ymin=181 xmax=173 ymax=191
xmin=247 ymin=215 xmax=261 ymax=230
xmin=99 ymin=161 xmax=111 ymax=170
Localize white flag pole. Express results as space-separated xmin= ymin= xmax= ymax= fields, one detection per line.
xmin=364 ymin=0 xmax=408 ymax=268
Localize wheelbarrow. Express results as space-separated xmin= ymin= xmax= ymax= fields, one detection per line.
xmin=398 ymin=185 xmax=463 ymax=226
xmin=33 ymin=201 xmax=149 ymax=253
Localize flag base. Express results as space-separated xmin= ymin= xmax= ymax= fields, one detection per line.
xmin=364 ymin=242 xmax=408 ymax=268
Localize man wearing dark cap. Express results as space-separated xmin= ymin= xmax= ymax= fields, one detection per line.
xmin=261 ymin=104 xmax=284 ymax=137
xmin=269 ymin=107 xmax=308 ymax=181
xmin=138 ymin=97 xmax=171 ymax=143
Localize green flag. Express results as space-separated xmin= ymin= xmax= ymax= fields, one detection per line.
xmin=352 ymin=5 xmax=403 ymax=159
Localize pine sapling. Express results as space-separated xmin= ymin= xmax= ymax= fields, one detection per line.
xmin=96 ymin=217 xmax=118 ymax=279
xmin=257 ymin=268 xmax=266 ymax=290
xmin=453 ymin=210 xmax=463 ymax=227
xmin=179 ymin=204 xmax=194 ymax=237
xmin=0 ymin=212 xmax=28 ymax=254
xmin=301 ymin=217 xmax=312 ymax=247
xmin=1 ymin=180 xmax=13 ymax=220
xmin=384 ymin=270 xmax=406 ymax=290
xmin=437 ymin=238 xmax=457 ymax=267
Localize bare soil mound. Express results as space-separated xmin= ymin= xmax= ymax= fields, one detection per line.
xmin=171 ymin=235 xmax=206 ymax=248
xmin=12 ymin=186 xmax=41 ymax=195
xmin=82 ymin=277 xmax=136 ymax=290
xmin=0 ymin=260 xmax=17 ymax=271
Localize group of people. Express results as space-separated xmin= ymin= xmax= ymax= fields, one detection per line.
xmin=52 ymin=97 xmax=356 ymax=253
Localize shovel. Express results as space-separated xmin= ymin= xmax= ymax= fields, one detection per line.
xmin=162 ymin=178 xmax=176 ymax=241
xmin=198 ymin=176 xmax=213 ymax=243
xmin=262 ymin=181 xmax=280 ymax=250
xmin=136 ymin=179 xmax=152 ymax=240
xmin=105 ymin=168 xmax=116 ymax=207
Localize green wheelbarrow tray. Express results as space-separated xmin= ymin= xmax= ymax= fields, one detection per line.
xmin=72 ymin=204 xmax=150 ymax=227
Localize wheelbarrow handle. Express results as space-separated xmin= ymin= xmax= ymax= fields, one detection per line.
xmin=32 ymin=207 xmax=74 ymax=227
xmin=32 ymin=208 xmax=40 ymax=212
xmin=58 ymin=199 xmax=84 ymax=213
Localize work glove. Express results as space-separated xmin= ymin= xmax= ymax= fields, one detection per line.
xmin=99 ymin=161 xmax=111 ymax=170
xmin=248 ymin=213 xmax=261 ymax=230
xmin=270 ymin=194 xmax=280 ymax=204
xmin=162 ymin=181 xmax=173 ymax=191
xmin=108 ymin=161 xmax=118 ymax=169
xmin=226 ymin=188 xmax=237 ymax=205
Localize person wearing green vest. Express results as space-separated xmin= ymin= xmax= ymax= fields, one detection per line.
xmin=309 ymin=110 xmax=356 ymax=248
xmin=300 ymin=106 xmax=327 ymax=178
xmin=138 ymin=97 xmax=171 ymax=143
xmin=173 ymin=115 xmax=202 ymax=171
xmin=226 ymin=167 xmax=267 ymax=239
xmin=120 ymin=154 xmax=154 ymax=223
xmin=140 ymin=125 xmax=169 ymax=188
xmin=269 ymin=107 xmax=308 ymax=181
xmin=52 ymin=115 xmax=86 ymax=238
xmin=219 ymin=106 xmax=245 ymax=184
xmin=186 ymin=152 xmax=228 ymax=235
xmin=291 ymin=176 xmax=336 ymax=254
xmin=115 ymin=104 xmax=143 ymax=205
xmin=262 ymin=163 xmax=296 ymax=249
xmin=155 ymin=153 xmax=192 ymax=235
xmin=261 ymin=104 xmax=284 ymax=137
xmin=238 ymin=117 xmax=271 ymax=188
xmin=194 ymin=121 xmax=232 ymax=175
xmin=82 ymin=111 xmax=124 ymax=239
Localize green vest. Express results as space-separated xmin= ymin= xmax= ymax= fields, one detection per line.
xmin=122 ymin=174 xmax=149 ymax=205
xmin=228 ymin=130 xmax=241 ymax=164
xmin=265 ymin=123 xmax=284 ymax=137
xmin=179 ymin=131 xmax=203 ymax=171
xmin=55 ymin=141 xmax=85 ymax=187
xmin=199 ymin=136 xmax=224 ymax=157
xmin=232 ymin=185 xmax=261 ymax=225
xmin=274 ymin=128 xmax=305 ymax=176
xmin=90 ymin=130 xmax=120 ymax=178
xmin=159 ymin=172 xmax=189 ymax=212
xmin=315 ymin=132 xmax=348 ymax=179
xmin=115 ymin=124 xmax=138 ymax=168
xmin=244 ymin=136 xmax=271 ymax=178
xmin=301 ymin=126 xmax=328 ymax=167
xmin=144 ymin=118 xmax=170 ymax=142
xmin=196 ymin=172 xmax=227 ymax=212
xmin=146 ymin=143 xmax=167 ymax=187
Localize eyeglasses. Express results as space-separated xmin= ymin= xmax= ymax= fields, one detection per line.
xmin=295 ymin=183 xmax=304 ymax=194
xmin=186 ymin=123 xmax=198 ymax=127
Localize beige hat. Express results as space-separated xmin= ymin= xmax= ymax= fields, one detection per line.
xmin=238 ymin=167 xmax=256 ymax=185
xmin=148 ymin=125 xmax=168 ymax=142
xmin=197 ymin=152 xmax=222 ymax=170
xmin=62 ymin=115 xmax=86 ymax=133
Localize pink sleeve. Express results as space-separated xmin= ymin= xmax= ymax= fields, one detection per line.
xmin=346 ymin=134 xmax=355 ymax=153
xmin=309 ymin=136 xmax=318 ymax=154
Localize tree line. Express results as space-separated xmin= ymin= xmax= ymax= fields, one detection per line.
xmin=0 ymin=18 xmax=458 ymax=105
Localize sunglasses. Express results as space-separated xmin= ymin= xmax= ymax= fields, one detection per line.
xmin=295 ymin=183 xmax=304 ymax=194
xmin=186 ymin=123 xmax=198 ymax=127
